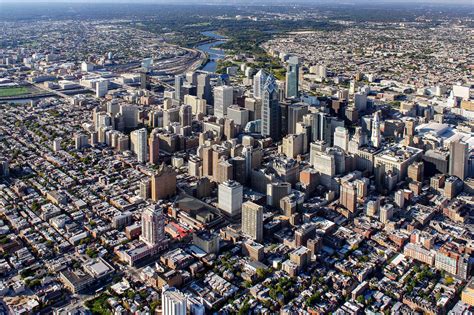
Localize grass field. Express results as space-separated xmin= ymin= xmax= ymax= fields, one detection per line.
xmin=0 ymin=86 xmax=30 ymax=97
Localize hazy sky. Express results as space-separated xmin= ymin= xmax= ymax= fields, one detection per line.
xmin=0 ymin=0 xmax=473 ymax=3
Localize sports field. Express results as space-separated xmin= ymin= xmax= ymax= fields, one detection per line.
xmin=0 ymin=86 xmax=30 ymax=97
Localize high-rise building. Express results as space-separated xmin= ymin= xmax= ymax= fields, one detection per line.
xmin=161 ymin=286 xmax=187 ymax=315
xmin=333 ymin=126 xmax=349 ymax=152
xmin=179 ymin=104 xmax=192 ymax=127
xmin=96 ymin=79 xmax=108 ymax=98
xmin=287 ymin=103 xmax=308 ymax=134
xmin=151 ymin=164 xmax=177 ymax=201
xmin=285 ymin=56 xmax=299 ymax=98
xmin=370 ymin=111 xmax=382 ymax=148
xmin=149 ymin=130 xmax=160 ymax=165
xmin=140 ymin=204 xmax=166 ymax=247
xmin=130 ymin=128 xmax=147 ymax=163
xmin=218 ymin=180 xmax=243 ymax=217
xmin=174 ymin=74 xmax=185 ymax=102
xmin=449 ymin=139 xmax=468 ymax=180
xmin=261 ymin=74 xmax=281 ymax=140
xmin=213 ymin=85 xmax=233 ymax=118
xmin=197 ymin=73 xmax=212 ymax=105
xmin=241 ymin=201 xmax=263 ymax=242
xmin=253 ymin=69 xmax=267 ymax=99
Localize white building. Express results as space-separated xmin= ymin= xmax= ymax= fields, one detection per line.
xmin=130 ymin=128 xmax=147 ymax=163
xmin=162 ymin=286 xmax=187 ymax=315
xmin=218 ymin=180 xmax=243 ymax=217
xmin=213 ymin=85 xmax=233 ymax=118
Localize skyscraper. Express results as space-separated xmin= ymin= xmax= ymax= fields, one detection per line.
xmin=370 ymin=111 xmax=382 ymax=148
xmin=179 ymin=104 xmax=192 ymax=127
xmin=174 ymin=74 xmax=185 ymax=102
xmin=287 ymin=103 xmax=308 ymax=135
xmin=149 ymin=129 xmax=160 ymax=165
xmin=213 ymin=85 xmax=233 ymax=118
xmin=241 ymin=201 xmax=263 ymax=242
xmin=218 ymin=180 xmax=243 ymax=217
xmin=285 ymin=56 xmax=299 ymax=98
xmin=449 ymin=139 xmax=468 ymax=180
xmin=151 ymin=164 xmax=177 ymax=201
xmin=261 ymin=74 xmax=281 ymax=140
xmin=161 ymin=286 xmax=187 ymax=315
xmin=197 ymin=73 xmax=212 ymax=105
xmin=130 ymin=128 xmax=147 ymax=163
xmin=253 ymin=69 xmax=267 ymax=99
xmin=333 ymin=126 xmax=349 ymax=152
xmin=140 ymin=204 xmax=166 ymax=247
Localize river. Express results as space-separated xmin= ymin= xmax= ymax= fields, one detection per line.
xmin=196 ymin=31 xmax=227 ymax=73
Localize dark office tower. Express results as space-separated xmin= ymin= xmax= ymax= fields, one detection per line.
xmin=279 ymin=103 xmax=289 ymax=137
xmin=285 ymin=56 xmax=299 ymax=99
xmin=179 ymin=105 xmax=192 ymax=127
xmin=288 ymin=103 xmax=308 ymax=134
xmin=261 ymin=74 xmax=281 ymax=141
xmin=197 ymin=73 xmax=212 ymax=105
xmin=174 ymin=74 xmax=185 ymax=102
xmin=449 ymin=140 xmax=468 ymax=180
xmin=140 ymin=71 xmax=150 ymax=90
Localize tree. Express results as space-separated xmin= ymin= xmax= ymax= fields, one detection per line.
xmin=356 ymin=295 xmax=365 ymax=304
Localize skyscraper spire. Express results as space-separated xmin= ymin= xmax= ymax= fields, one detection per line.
xmin=371 ymin=111 xmax=381 ymax=148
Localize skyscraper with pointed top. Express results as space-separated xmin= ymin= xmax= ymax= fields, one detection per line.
xmin=261 ymin=74 xmax=281 ymax=141
xmin=371 ymin=111 xmax=382 ymax=148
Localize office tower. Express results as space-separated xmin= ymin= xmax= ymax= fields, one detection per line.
xmin=174 ymin=74 xmax=184 ymax=102
xmin=179 ymin=104 xmax=192 ymax=127
xmin=281 ymin=133 xmax=305 ymax=158
xmin=163 ymin=107 xmax=180 ymax=127
xmin=287 ymin=103 xmax=308 ymax=134
xmin=186 ymin=71 xmax=198 ymax=86
xmin=151 ymin=164 xmax=177 ymax=201
xmin=285 ymin=56 xmax=299 ymax=98
xmin=149 ymin=130 xmax=160 ymax=165
xmin=227 ymin=105 xmax=249 ymax=127
xmin=162 ymin=286 xmax=187 ymax=315
xmin=261 ymin=74 xmax=281 ymax=140
xmin=449 ymin=139 xmax=468 ymax=180
xmin=218 ymin=180 xmax=243 ymax=217
xmin=333 ymin=126 xmax=349 ymax=152
xmin=224 ymin=119 xmax=236 ymax=140
xmin=266 ymin=182 xmax=291 ymax=207
xmin=253 ymin=69 xmax=267 ymax=99
xmin=120 ymin=104 xmax=138 ymax=129
xmin=197 ymin=73 xmax=212 ymax=105
xmin=130 ymin=128 xmax=147 ymax=163
xmin=231 ymin=156 xmax=246 ymax=185
xmin=348 ymin=126 xmax=367 ymax=154
xmin=96 ymin=79 xmax=108 ymax=98
xmin=213 ymin=85 xmax=233 ymax=118
xmin=394 ymin=190 xmax=405 ymax=208
xmin=354 ymin=92 xmax=367 ymax=112
xmin=140 ymin=204 xmax=166 ymax=247
xmin=245 ymin=97 xmax=261 ymax=121
xmin=241 ymin=201 xmax=263 ymax=242
xmin=370 ymin=111 xmax=382 ymax=148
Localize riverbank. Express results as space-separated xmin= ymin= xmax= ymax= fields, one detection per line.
xmin=195 ymin=31 xmax=228 ymax=73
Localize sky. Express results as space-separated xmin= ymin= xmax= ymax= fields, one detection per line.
xmin=0 ymin=0 xmax=472 ymax=3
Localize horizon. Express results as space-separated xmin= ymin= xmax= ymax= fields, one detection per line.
xmin=1 ymin=0 xmax=473 ymax=5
